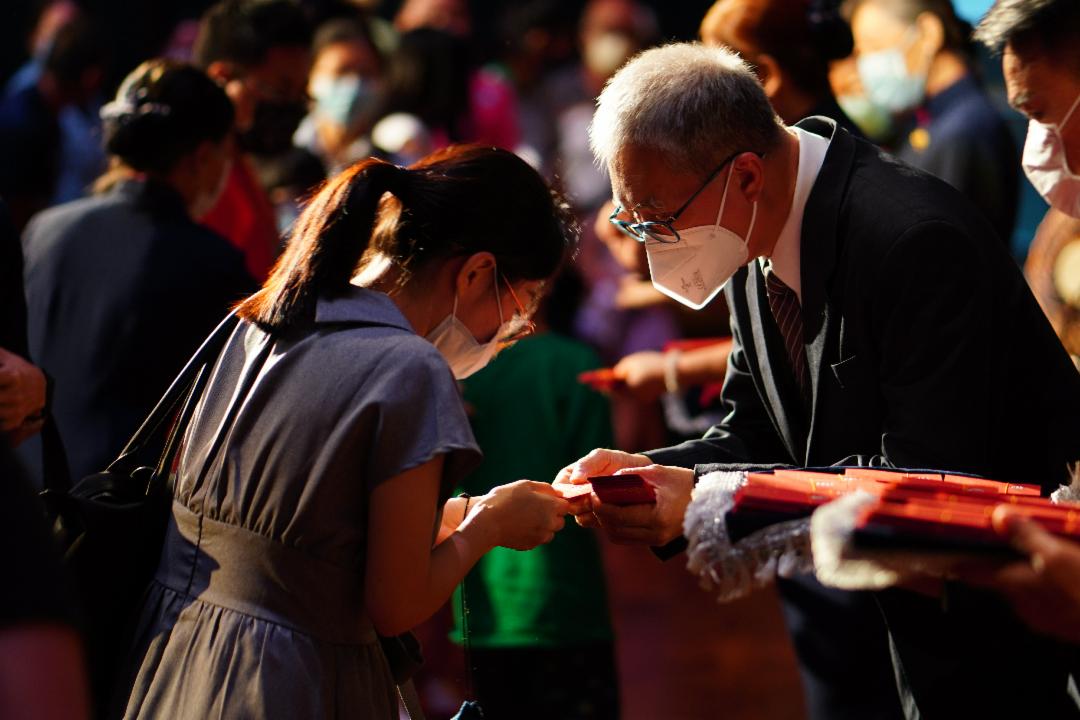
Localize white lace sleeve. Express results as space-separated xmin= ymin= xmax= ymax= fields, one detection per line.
xmin=683 ymin=470 xmax=814 ymax=603
xmin=810 ymin=491 xmax=1008 ymax=590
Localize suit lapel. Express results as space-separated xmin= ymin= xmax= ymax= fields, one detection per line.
xmin=746 ymin=262 xmax=807 ymax=461
xmin=796 ymin=117 xmax=857 ymax=458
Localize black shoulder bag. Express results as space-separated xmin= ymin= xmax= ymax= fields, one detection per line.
xmin=40 ymin=313 xmax=240 ymax=710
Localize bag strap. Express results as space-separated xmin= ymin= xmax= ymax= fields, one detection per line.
xmin=105 ymin=312 xmax=241 ymax=477
xmin=398 ymin=680 xmax=427 ymax=720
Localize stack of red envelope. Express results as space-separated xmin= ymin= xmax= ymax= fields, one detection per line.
xmin=726 ymin=468 xmax=1077 ymax=551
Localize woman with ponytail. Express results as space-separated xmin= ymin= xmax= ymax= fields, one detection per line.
xmin=116 ymin=145 xmax=576 ymax=719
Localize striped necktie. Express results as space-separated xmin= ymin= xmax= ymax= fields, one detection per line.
xmin=764 ymin=267 xmax=809 ymax=400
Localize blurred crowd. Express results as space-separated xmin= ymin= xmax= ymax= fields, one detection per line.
xmin=7 ymin=0 xmax=1064 ymax=467
xmin=4 ymin=0 xmax=1080 ymax=718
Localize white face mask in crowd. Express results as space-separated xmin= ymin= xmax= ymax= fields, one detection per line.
xmin=644 ymin=164 xmax=756 ymax=310
xmin=1023 ymin=90 xmax=1080 ymax=218
xmin=426 ymin=266 xmax=533 ymax=379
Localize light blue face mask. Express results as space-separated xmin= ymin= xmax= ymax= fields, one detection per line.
xmin=837 ymin=94 xmax=896 ymax=143
xmin=856 ymin=31 xmax=927 ymax=115
xmin=310 ymin=74 xmax=376 ymax=127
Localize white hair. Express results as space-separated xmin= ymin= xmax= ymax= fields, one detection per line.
xmin=589 ymin=42 xmax=782 ymax=174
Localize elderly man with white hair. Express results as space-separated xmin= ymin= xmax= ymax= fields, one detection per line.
xmin=557 ymin=42 xmax=1080 ymax=718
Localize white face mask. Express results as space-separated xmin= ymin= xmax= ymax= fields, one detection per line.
xmin=644 ymin=166 xmax=756 ymax=310
xmin=426 ymin=269 xmax=520 ymax=379
xmin=1023 ymin=90 xmax=1080 ymax=218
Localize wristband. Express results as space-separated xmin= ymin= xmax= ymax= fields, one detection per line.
xmin=663 ymin=349 xmax=682 ymax=395
xmin=457 ymin=492 xmax=471 ymax=523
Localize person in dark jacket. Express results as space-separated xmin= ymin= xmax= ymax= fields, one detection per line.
xmin=22 ymin=59 xmax=255 ymax=482
xmin=847 ymin=0 xmax=1020 ymax=246
xmin=561 ymin=43 xmax=1080 ymax=719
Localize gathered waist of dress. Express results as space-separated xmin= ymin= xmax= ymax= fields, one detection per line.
xmin=156 ymin=500 xmax=377 ymax=646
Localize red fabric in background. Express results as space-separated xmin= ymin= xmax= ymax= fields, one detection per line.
xmin=201 ymin=155 xmax=279 ymax=283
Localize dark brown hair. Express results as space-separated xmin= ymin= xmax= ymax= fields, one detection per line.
xmin=102 ymin=59 xmax=234 ymax=176
xmin=237 ymin=144 xmax=576 ymax=333
xmin=701 ymin=0 xmax=854 ymax=97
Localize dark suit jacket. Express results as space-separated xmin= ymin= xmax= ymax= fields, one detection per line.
xmin=22 ymin=179 xmax=256 ymax=482
xmin=648 ymin=118 xmax=1080 ymax=718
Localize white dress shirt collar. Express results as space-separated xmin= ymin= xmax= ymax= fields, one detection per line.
xmin=759 ymin=127 xmax=830 ymax=303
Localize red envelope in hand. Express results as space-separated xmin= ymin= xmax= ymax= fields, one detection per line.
xmin=577 ymin=368 xmax=625 ymax=391
xmin=589 ymin=474 xmax=657 ymax=506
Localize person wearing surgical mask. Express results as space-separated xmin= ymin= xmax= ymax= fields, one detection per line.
xmin=555 ymin=0 xmax=658 ymax=212
xmin=980 ymin=0 xmax=1080 ymax=367
xmin=886 ymin=0 xmax=1080 ymax=652
xmin=21 ymin=59 xmax=255 ymax=483
xmin=558 ymin=42 xmax=1080 ymax=719
xmin=295 ymin=17 xmax=384 ymax=176
xmin=846 ymin=0 xmax=1020 ymax=247
xmin=194 ymin=0 xmax=313 ymax=282
xmin=114 ymin=145 xmax=576 ymax=719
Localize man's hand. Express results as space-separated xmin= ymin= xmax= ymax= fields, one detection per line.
xmin=553 ymin=448 xmax=652 ymax=515
xmin=0 ymin=347 xmax=46 ymax=433
xmin=554 ymin=451 xmax=696 ymax=546
xmin=952 ymin=506 xmax=1080 ymax=644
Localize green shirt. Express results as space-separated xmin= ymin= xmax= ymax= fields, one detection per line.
xmin=450 ymin=333 xmax=615 ymax=648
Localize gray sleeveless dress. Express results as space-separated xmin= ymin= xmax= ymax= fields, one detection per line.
xmin=117 ymin=288 xmax=481 ymax=719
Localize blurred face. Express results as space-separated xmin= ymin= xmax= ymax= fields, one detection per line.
xmin=312 ymin=39 xmax=380 ymax=82
xmin=581 ymin=0 xmax=646 ymax=80
xmin=309 ymin=40 xmax=382 ymax=127
xmin=225 ymin=45 xmax=312 ymax=132
xmin=395 ymin=0 xmax=471 ymax=37
xmin=1004 ymin=43 xmax=1080 ymax=170
xmin=850 ymin=2 xmax=936 ymax=76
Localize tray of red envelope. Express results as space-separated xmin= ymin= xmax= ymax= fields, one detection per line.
xmin=725 ymin=468 xmax=1080 ymax=552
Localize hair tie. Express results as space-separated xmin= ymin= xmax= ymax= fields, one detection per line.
xmin=100 ymin=98 xmax=172 ymax=123
xmin=385 ymin=163 xmax=410 ymax=199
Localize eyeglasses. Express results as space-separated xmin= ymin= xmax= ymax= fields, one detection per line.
xmin=497 ymin=274 xmax=537 ymax=345
xmin=608 ymin=150 xmax=758 ymax=244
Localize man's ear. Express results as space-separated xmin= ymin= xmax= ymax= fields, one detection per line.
xmin=914 ymin=11 xmax=945 ymax=57
xmin=733 ymin=152 xmax=766 ymax=203
xmin=455 ymin=251 xmax=497 ymax=303
xmin=755 ymin=53 xmax=782 ymax=99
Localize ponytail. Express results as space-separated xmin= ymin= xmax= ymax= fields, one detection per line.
xmin=237 ymin=145 xmax=575 ymax=334
xmin=236 ymin=158 xmax=406 ymax=332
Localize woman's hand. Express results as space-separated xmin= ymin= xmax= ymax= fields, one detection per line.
xmin=467 ymin=480 xmax=569 ymax=551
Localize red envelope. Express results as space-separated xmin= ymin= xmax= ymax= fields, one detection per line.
xmin=589 ymin=474 xmax=657 ymax=506
xmin=577 ymin=368 xmax=625 ymax=391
